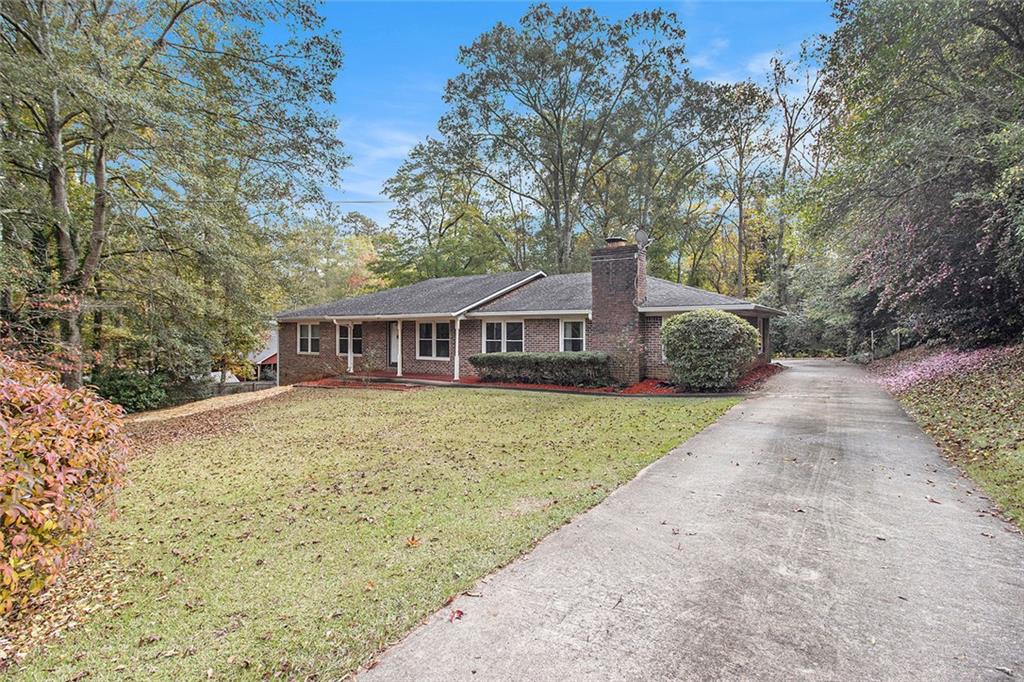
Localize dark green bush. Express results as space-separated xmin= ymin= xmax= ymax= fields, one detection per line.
xmin=662 ymin=310 xmax=760 ymax=390
xmin=90 ymin=369 xmax=167 ymax=413
xmin=468 ymin=352 xmax=611 ymax=386
xmin=770 ymin=313 xmax=849 ymax=357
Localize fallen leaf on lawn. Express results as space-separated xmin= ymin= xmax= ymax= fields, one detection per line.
xmin=926 ymin=496 xmax=942 ymax=504
xmin=793 ymin=508 xmax=805 ymax=513
xmin=405 ymin=535 xmax=421 ymax=548
xmin=364 ymin=581 xmax=375 ymax=592
xmin=449 ymin=609 xmax=464 ymax=623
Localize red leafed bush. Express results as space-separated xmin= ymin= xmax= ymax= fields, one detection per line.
xmin=0 ymin=353 xmax=129 ymax=614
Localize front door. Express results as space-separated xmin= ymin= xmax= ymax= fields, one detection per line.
xmin=388 ymin=322 xmax=400 ymax=367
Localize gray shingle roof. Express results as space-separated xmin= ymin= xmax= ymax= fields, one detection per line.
xmin=473 ymin=273 xmax=592 ymax=312
xmin=275 ymin=271 xmax=542 ymax=320
xmin=643 ymin=277 xmax=753 ymax=308
xmin=473 ymin=273 xmax=757 ymax=313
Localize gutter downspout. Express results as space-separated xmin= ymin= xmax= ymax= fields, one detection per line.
xmin=453 ymin=316 xmax=462 ymax=382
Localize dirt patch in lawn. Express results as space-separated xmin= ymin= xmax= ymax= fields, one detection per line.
xmin=128 ymin=385 xmax=293 ymax=424
xmin=127 ymin=387 xmax=310 ymax=453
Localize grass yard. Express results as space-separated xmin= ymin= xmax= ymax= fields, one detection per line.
xmin=7 ymin=387 xmax=737 ymax=680
xmin=873 ymin=344 xmax=1024 ymax=529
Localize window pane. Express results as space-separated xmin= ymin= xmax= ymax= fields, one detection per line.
xmin=506 ymin=322 xmax=523 ymax=341
xmin=419 ymin=323 xmax=432 ymax=341
xmin=566 ymin=321 xmax=582 ymax=338
xmin=486 ymin=322 xmax=502 ymax=341
xmin=310 ymin=325 xmax=320 ymax=341
xmin=337 ymin=326 xmax=348 ymax=354
xmin=506 ymin=340 xmax=523 ymax=352
xmin=565 ymin=339 xmax=583 ymax=352
xmin=419 ymin=339 xmax=432 ymax=357
xmin=485 ymin=340 xmax=502 ymax=353
xmin=436 ymin=323 xmax=450 ymax=340
xmin=353 ymin=324 xmax=362 ymax=340
xmin=353 ymin=339 xmax=363 ymax=355
xmin=310 ymin=336 xmax=320 ymax=353
xmin=299 ymin=336 xmax=308 ymax=353
xmin=435 ymin=339 xmax=450 ymax=358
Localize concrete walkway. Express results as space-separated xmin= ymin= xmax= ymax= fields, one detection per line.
xmin=360 ymin=359 xmax=1024 ymax=681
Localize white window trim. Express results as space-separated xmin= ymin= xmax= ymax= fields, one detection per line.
xmin=559 ymin=318 xmax=586 ymax=352
xmin=335 ymin=322 xmax=363 ymax=357
xmin=481 ymin=319 xmax=526 ymax=353
xmin=416 ymin=320 xmax=452 ymax=361
xmin=297 ymin=323 xmax=320 ymax=355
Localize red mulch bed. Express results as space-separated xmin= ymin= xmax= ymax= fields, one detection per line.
xmin=620 ymin=378 xmax=678 ymax=395
xmin=297 ymin=365 xmax=786 ymax=397
xmin=735 ymin=363 xmax=785 ymax=391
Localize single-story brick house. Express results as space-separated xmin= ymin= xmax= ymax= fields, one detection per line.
xmin=275 ymin=239 xmax=782 ymax=385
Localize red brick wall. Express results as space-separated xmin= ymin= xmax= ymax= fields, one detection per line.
xmin=589 ymin=243 xmax=643 ymax=384
xmin=279 ymin=320 xmax=395 ymax=384
xmin=641 ymin=315 xmax=671 ymax=381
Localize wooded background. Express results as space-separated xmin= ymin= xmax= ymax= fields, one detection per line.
xmin=2 ymin=0 xmax=1022 ymax=391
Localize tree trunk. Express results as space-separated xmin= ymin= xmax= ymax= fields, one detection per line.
xmin=44 ymin=90 xmax=85 ymax=388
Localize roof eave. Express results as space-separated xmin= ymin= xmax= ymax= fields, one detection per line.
xmin=466 ymin=308 xmax=591 ymax=318
xmin=639 ymin=303 xmax=786 ymax=316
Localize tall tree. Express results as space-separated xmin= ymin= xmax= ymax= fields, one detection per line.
xmin=438 ymin=4 xmax=704 ymax=272
xmin=712 ymin=81 xmax=772 ymax=297
xmin=815 ymin=0 xmax=1024 ymax=346
xmin=0 ymin=0 xmax=345 ymax=386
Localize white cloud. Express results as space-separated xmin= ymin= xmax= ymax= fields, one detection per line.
xmin=328 ymin=119 xmax=432 ymax=226
xmin=745 ymin=49 xmax=779 ymax=77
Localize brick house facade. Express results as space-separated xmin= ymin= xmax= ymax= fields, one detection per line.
xmin=276 ymin=238 xmax=781 ymax=385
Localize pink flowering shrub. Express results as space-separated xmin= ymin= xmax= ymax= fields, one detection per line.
xmin=0 ymin=353 xmax=130 ymax=613
xmin=873 ymin=345 xmax=1016 ymax=394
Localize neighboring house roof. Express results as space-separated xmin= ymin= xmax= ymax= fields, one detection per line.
xmin=472 ymin=273 xmax=779 ymax=315
xmin=276 ymin=271 xmax=544 ymax=320
xmin=247 ymin=328 xmax=278 ymax=364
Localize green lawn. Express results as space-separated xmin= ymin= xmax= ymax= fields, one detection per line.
xmin=897 ymin=347 xmax=1024 ymax=529
xmin=9 ymin=387 xmax=736 ymax=680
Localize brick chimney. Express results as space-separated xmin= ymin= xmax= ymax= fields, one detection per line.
xmin=590 ymin=237 xmax=646 ymax=383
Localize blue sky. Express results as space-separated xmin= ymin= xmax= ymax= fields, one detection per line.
xmin=322 ymin=1 xmax=836 ymax=225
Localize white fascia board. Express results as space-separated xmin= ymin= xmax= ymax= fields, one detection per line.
xmin=451 ymin=271 xmax=547 ymax=317
xmin=466 ymin=308 xmax=590 ymax=319
xmin=639 ymin=303 xmax=786 ymax=316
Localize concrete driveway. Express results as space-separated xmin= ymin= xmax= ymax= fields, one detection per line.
xmin=360 ymin=359 xmax=1024 ymax=681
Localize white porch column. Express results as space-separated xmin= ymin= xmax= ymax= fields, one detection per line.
xmin=396 ymin=320 xmax=403 ymax=377
xmin=453 ymin=317 xmax=461 ymax=382
xmin=347 ymin=322 xmax=354 ymax=373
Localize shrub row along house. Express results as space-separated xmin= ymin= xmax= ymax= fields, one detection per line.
xmin=275 ymin=239 xmax=782 ymax=385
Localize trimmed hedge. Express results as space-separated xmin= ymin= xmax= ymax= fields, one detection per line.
xmin=1 ymin=353 xmax=129 ymax=613
xmin=662 ymin=309 xmax=760 ymax=390
xmin=468 ymin=352 xmax=611 ymax=386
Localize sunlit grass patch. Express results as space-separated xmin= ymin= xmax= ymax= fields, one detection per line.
xmin=9 ymin=387 xmax=736 ymax=680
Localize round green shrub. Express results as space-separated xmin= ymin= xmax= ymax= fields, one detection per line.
xmin=90 ymin=368 xmax=167 ymax=413
xmin=662 ymin=310 xmax=760 ymax=390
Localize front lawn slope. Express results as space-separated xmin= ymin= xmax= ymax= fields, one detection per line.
xmin=871 ymin=344 xmax=1024 ymax=528
xmin=8 ymin=387 xmax=736 ymax=680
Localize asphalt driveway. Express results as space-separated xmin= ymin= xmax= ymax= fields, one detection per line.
xmin=360 ymin=359 xmax=1024 ymax=681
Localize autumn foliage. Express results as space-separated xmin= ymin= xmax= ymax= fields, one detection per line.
xmin=0 ymin=353 xmax=129 ymax=613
